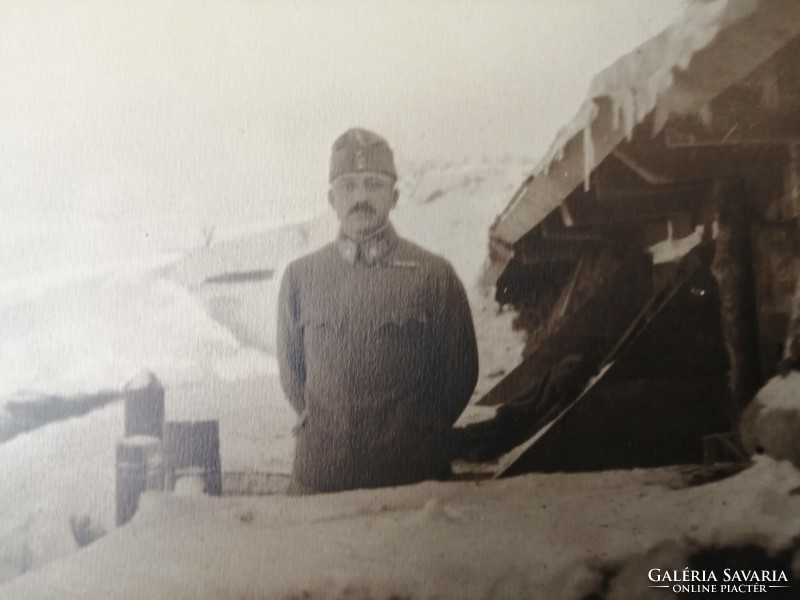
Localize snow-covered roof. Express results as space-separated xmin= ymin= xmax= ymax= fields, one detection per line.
xmin=483 ymin=0 xmax=800 ymax=286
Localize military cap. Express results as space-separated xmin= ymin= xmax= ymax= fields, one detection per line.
xmin=329 ymin=128 xmax=397 ymax=182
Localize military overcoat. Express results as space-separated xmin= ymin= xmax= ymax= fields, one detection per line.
xmin=277 ymin=226 xmax=479 ymax=493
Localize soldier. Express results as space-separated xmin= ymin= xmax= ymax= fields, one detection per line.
xmin=277 ymin=128 xmax=479 ymax=494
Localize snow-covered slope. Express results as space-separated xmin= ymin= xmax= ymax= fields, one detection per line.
xmin=0 ymin=275 xmax=268 ymax=401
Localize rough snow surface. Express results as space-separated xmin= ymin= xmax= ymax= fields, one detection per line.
xmin=740 ymin=373 xmax=800 ymax=467
xmin=3 ymin=458 xmax=799 ymax=600
xmin=123 ymin=370 xmax=162 ymax=393
xmin=0 ymin=404 xmax=121 ymax=583
xmin=757 ymin=372 xmax=800 ymax=415
xmin=0 ymin=374 xmax=297 ymax=585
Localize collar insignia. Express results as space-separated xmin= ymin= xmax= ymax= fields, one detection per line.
xmin=390 ymin=259 xmax=418 ymax=269
xmin=336 ymin=225 xmax=400 ymax=266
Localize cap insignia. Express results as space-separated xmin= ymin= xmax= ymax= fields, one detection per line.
xmin=354 ymin=148 xmax=366 ymax=170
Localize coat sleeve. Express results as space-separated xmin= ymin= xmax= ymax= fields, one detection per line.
xmin=276 ymin=264 xmax=306 ymax=415
xmin=429 ymin=262 xmax=479 ymax=427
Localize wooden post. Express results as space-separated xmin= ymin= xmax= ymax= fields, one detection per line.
xmin=710 ymin=178 xmax=762 ymax=428
xmin=164 ymin=421 xmax=222 ymax=496
xmin=116 ymin=371 xmax=166 ymax=526
xmin=783 ymin=144 xmax=800 ymax=366
xmin=123 ymin=371 xmax=164 ymax=439
xmin=115 ymin=436 xmax=165 ymax=526
xmin=783 ymin=277 xmax=800 ymax=369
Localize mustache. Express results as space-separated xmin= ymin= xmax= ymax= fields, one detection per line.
xmin=348 ymin=203 xmax=376 ymax=216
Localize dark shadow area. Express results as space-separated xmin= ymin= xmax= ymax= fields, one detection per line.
xmin=203 ymin=269 xmax=274 ymax=285
xmin=1 ymin=390 xmax=122 ymax=444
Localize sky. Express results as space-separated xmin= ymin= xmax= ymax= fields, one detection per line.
xmin=0 ymin=0 xmax=686 ymax=238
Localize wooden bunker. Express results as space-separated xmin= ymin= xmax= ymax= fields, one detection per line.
xmin=476 ymin=0 xmax=800 ymax=474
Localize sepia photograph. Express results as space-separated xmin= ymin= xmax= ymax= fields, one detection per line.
xmin=1 ymin=0 xmax=800 ymax=598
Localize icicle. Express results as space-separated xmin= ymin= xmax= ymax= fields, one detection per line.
xmin=653 ymin=103 xmax=670 ymax=137
xmin=635 ymin=80 xmax=652 ymax=124
xmin=611 ymin=93 xmax=621 ymax=131
xmin=582 ymin=102 xmax=597 ymax=192
xmin=651 ymin=68 xmax=675 ymax=136
xmin=658 ymin=69 xmax=674 ymax=96
xmin=699 ymin=103 xmax=713 ymax=127
xmin=644 ymin=76 xmax=659 ymax=122
xmin=622 ymin=88 xmax=635 ymax=140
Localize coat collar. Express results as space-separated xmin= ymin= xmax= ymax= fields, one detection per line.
xmin=336 ymin=224 xmax=399 ymax=266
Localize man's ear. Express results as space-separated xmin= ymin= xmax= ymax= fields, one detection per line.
xmin=390 ymin=188 xmax=399 ymax=209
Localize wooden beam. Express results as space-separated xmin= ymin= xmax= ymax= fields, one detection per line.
xmin=782 ymin=143 xmax=800 ymax=368
xmin=665 ymin=110 xmax=800 ymax=147
xmin=710 ymin=179 xmax=763 ymax=425
xmin=613 ymin=142 xmax=788 ymax=186
xmin=564 ymin=186 xmax=711 ymax=228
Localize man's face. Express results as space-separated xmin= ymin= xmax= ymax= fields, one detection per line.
xmin=328 ymin=172 xmax=398 ymax=239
